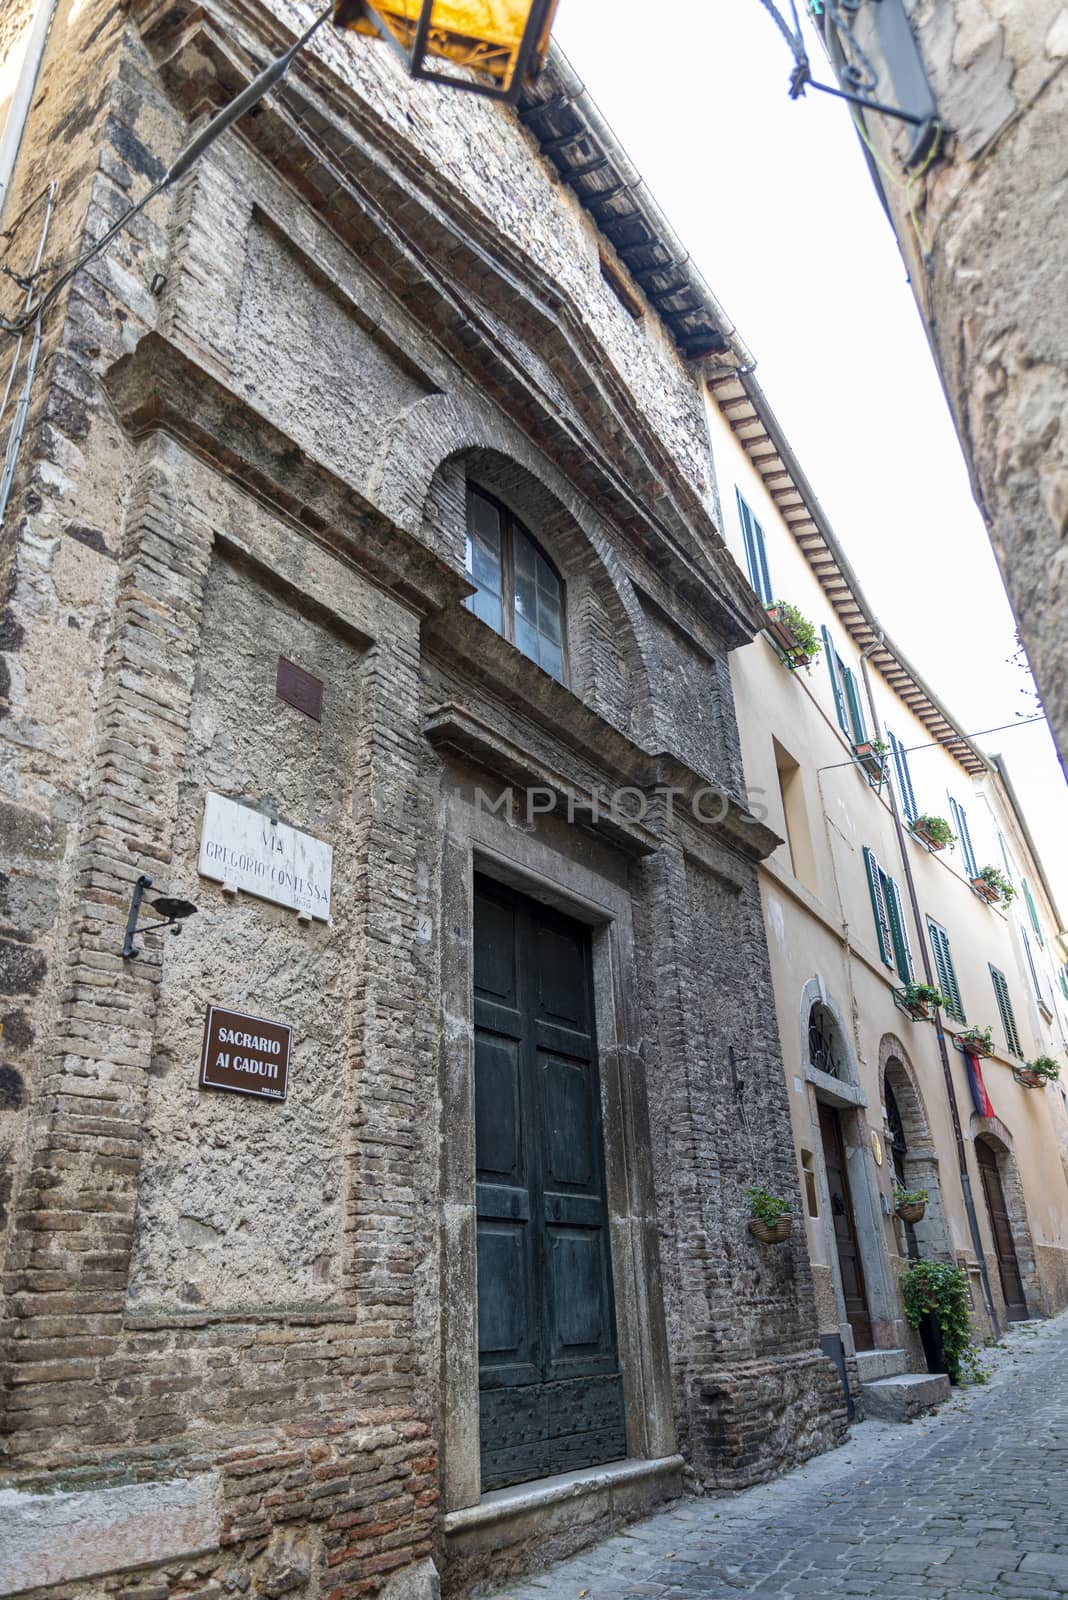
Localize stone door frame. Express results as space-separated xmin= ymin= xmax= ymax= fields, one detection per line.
xmin=437 ymin=776 xmax=676 ymax=1513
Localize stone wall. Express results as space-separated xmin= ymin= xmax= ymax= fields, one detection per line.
xmin=0 ymin=2 xmax=847 ymax=1595
xmin=851 ymin=0 xmax=1068 ymax=770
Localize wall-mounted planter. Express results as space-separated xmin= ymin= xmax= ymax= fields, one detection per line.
xmin=1013 ymin=1067 xmax=1046 ymax=1090
xmin=893 ymin=987 xmax=931 ymax=1023
xmin=971 ymin=876 xmax=1001 ymax=905
xmin=749 ymin=1215 xmax=793 ymax=1244
xmin=957 ymin=1030 xmax=994 ymax=1058
xmin=895 ymin=1199 xmax=927 ymax=1224
xmin=764 ymin=606 xmax=812 ymax=670
xmin=910 ymin=819 xmax=949 ymax=851
xmin=853 ymin=741 xmax=887 ymax=783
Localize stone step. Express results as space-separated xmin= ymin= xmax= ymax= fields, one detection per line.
xmin=861 ymin=1371 xmax=951 ymax=1421
xmin=854 ymin=1347 xmax=908 ymax=1383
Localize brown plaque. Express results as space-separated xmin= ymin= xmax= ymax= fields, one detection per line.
xmin=200 ymin=1005 xmax=291 ymax=1101
xmin=276 ymin=657 xmax=323 ymax=721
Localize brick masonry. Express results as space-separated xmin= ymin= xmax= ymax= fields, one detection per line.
xmin=0 ymin=2 xmax=847 ymax=1596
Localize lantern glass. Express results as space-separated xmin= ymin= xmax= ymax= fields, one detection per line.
xmin=337 ymin=0 xmax=557 ymax=99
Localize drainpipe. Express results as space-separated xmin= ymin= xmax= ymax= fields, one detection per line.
xmin=0 ymin=0 xmax=59 ymax=226
xmin=859 ymin=638 xmax=1000 ymax=1337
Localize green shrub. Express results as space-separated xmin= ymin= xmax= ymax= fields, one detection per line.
xmin=900 ymin=1260 xmax=988 ymax=1384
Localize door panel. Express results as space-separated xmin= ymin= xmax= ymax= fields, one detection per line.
xmin=818 ymin=1102 xmax=874 ymax=1351
xmin=474 ymin=876 xmax=626 ymax=1491
xmin=977 ymin=1141 xmax=1028 ymax=1321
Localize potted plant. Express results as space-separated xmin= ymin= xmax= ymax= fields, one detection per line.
xmin=748 ymin=1184 xmax=793 ymax=1244
xmin=957 ymin=1024 xmax=994 ymax=1058
xmin=764 ymin=601 xmax=821 ymax=671
xmin=909 ymin=814 xmax=957 ymax=852
xmin=893 ymin=1184 xmax=928 ymax=1224
xmin=1013 ymin=1055 xmax=1061 ymax=1089
xmin=901 ymin=1260 xmax=986 ymax=1385
xmin=972 ymin=865 xmax=1015 ymax=906
xmin=853 ymin=736 xmax=888 ymax=783
xmin=894 ymin=981 xmax=950 ymax=1022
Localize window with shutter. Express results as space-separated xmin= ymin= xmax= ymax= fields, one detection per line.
xmin=888 ymin=731 xmax=919 ymax=824
xmin=948 ymin=796 xmax=978 ymax=879
xmin=736 ymin=490 xmax=773 ymax=607
xmin=822 ymin=626 xmax=850 ymax=736
xmin=927 ymin=917 xmax=965 ymax=1023
xmin=1023 ymin=880 xmax=1043 ymax=947
xmin=998 ymin=831 xmax=1015 ymax=885
xmin=1021 ymin=925 xmax=1048 ymax=1014
xmin=863 ymin=846 xmax=894 ymax=968
xmin=989 ymin=965 xmax=1022 ymax=1057
xmin=885 ymin=876 xmax=914 ymax=983
xmin=843 ymin=668 xmax=868 ymax=745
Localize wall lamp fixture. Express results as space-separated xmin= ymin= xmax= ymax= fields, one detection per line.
xmin=122 ymin=874 xmax=198 ymax=960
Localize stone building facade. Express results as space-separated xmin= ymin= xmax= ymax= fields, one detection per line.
xmin=0 ymin=4 xmax=847 ymax=1598
xmin=816 ymin=0 xmax=1068 ymax=774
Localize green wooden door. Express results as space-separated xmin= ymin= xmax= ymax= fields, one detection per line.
xmin=473 ymin=875 xmax=626 ymax=1491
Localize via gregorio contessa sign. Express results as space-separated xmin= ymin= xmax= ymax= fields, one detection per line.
xmin=200 ymin=1004 xmax=291 ymax=1101
xmin=198 ymin=792 xmax=332 ymax=921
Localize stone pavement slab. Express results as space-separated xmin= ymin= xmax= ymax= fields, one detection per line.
xmin=477 ymin=1316 xmax=1068 ymax=1600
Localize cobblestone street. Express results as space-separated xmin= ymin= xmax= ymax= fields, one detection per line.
xmin=483 ymin=1316 xmax=1068 ymax=1600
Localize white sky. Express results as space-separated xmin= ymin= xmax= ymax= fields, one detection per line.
xmin=553 ymin=0 xmax=1068 ymax=921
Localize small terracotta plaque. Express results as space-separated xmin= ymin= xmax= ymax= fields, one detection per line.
xmin=277 ymin=657 xmax=323 ymax=721
xmin=200 ymin=1004 xmax=290 ymax=1101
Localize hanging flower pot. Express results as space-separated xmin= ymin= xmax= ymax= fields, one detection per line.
xmin=1013 ymin=1067 xmax=1045 ymax=1089
xmin=909 ymin=815 xmax=956 ymax=852
xmin=893 ymin=1185 xmax=928 ymax=1225
xmin=748 ymin=1184 xmax=793 ymax=1244
xmin=764 ymin=603 xmax=819 ymax=671
xmin=749 ymin=1214 xmax=794 ymax=1244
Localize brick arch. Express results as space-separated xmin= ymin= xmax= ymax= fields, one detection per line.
xmin=374 ymin=390 xmax=657 ymax=737
xmin=971 ymin=1117 xmax=1047 ymax=1320
xmin=879 ymin=1033 xmax=953 ymax=1263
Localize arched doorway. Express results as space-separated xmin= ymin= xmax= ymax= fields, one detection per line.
xmin=976 ymin=1137 xmax=1028 ymax=1321
xmin=885 ymin=1077 xmax=919 ymax=1262
xmin=809 ymin=1002 xmax=873 ymax=1351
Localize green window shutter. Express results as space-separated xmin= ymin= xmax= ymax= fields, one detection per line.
xmin=888 ymin=731 xmax=918 ymax=823
xmin=843 ymin=668 xmax=868 ymax=745
xmin=927 ymin=917 xmax=965 ymax=1023
xmin=885 ymin=875 xmax=914 ymax=983
xmin=737 ymin=490 xmax=772 ymax=607
xmin=998 ymin=830 xmax=1015 ymax=885
xmin=949 ymin=796 xmax=978 ymax=879
xmin=822 ymin=627 xmax=849 ymax=735
xmin=1023 ymin=880 xmax=1043 ymax=946
xmin=990 ymin=964 xmax=1022 ymax=1057
xmin=1022 ymin=926 xmax=1044 ymax=1006
xmin=863 ymin=846 xmax=894 ymax=968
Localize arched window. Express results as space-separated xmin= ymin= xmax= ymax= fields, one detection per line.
xmin=808 ymin=1002 xmax=846 ymax=1079
xmin=465 ymin=485 xmax=565 ymax=681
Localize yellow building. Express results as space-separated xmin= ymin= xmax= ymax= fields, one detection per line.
xmin=703 ymin=365 xmax=1068 ymax=1407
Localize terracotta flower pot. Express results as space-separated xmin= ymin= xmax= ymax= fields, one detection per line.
xmin=1013 ymin=1068 xmax=1045 ymax=1090
xmin=895 ymin=1200 xmax=926 ymax=1224
xmin=910 ymin=821 xmax=947 ymax=851
xmin=971 ymin=877 xmax=1001 ymax=904
xmin=749 ymin=1214 xmax=793 ymax=1244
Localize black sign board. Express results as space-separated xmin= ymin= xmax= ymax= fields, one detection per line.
xmin=200 ymin=1005 xmax=291 ymax=1101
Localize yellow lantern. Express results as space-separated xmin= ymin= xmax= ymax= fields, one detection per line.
xmin=333 ymin=0 xmax=558 ymax=102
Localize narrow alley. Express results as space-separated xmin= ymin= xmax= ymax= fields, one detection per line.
xmin=484 ymin=1316 xmax=1068 ymax=1600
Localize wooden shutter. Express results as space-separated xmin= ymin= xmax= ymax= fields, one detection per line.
xmin=885 ymin=875 xmax=914 ymax=983
xmin=737 ymin=490 xmax=772 ymax=607
xmin=1021 ymin=925 xmax=1045 ymax=1008
xmin=989 ymin=964 xmax=1022 ymax=1057
xmin=843 ymin=668 xmax=868 ymax=744
xmin=1023 ymin=880 xmax=1043 ymax=946
xmin=927 ymin=917 xmax=965 ymax=1022
xmin=822 ymin=627 xmax=849 ymax=735
xmin=888 ymin=731 xmax=918 ymax=823
xmin=948 ymin=796 xmax=978 ymax=879
xmin=863 ymin=847 xmax=894 ymax=968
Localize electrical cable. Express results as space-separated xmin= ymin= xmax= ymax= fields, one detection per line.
xmin=0 ymin=2 xmax=334 ymax=338
xmin=816 ymin=713 xmax=1049 ymax=774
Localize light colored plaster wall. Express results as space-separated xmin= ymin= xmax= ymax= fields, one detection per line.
xmin=705 ymin=385 xmax=1068 ymax=1326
